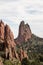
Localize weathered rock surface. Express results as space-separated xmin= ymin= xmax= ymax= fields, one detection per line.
xmin=0 ymin=20 xmax=16 ymax=60
xmin=5 ymin=24 xmax=16 ymax=60
xmin=15 ymin=21 xmax=32 ymax=44
xmin=19 ymin=47 xmax=28 ymax=61
xmin=5 ymin=24 xmax=16 ymax=47
xmin=0 ymin=20 xmax=4 ymax=43
xmin=0 ymin=57 xmax=3 ymax=65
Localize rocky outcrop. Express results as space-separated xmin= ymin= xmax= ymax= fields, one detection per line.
xmin=5 ymin=24 xmax=16 ymax=60
xmin=0 ymin=20 xmax=16 ymax=60
xmin=19 ymin=47 xmax=28 ymax=61
xmin=5 ymin=24 xmax=16 ymax=48
xmin=0 ymin=57 xmax=3 ymax=65
xmin=15 ymin=21 xmax=32 ymax=44
xmin=0 ymin=20 xmax=28 ymax=61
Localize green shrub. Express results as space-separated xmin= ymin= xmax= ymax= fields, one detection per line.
xmin=31 ymin=59 xmax=40 ymax=65
xmin=21 ymin=58 xmax=30 ymax=65
xmin=39 ymin=54 xmax=43 ymax=62
xmin=11 ymin=59 xmax=21 ymax=65
xmin=4 ymin=60 xmax=13 ymax=65
xmin=4 ymin=59 xmax=21 ymax=65
xmin=31 ymin=61 xmax=35 ymax=65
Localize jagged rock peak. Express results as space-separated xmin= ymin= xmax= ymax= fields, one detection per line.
xmin=15 ymin=21 xmax=32 ymax=44
xmin=0 ymin=20 xmax=4 ymax=25
xmin=20 ymin=21 xmax=24 ymax=26
xmin=0 ymin=20 xmax=16 ymax=60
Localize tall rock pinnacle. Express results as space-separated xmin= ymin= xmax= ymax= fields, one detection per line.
xmin=0 ymin=20 xmax=16 ymax=60
xmin=15 ymin=21 xmax=32 ymax=44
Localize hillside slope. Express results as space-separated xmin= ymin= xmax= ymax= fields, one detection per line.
xmin=16 ymin=34 xmax=43 ymax=53
xmin=15 ymin=21 xmax=43 ymax=53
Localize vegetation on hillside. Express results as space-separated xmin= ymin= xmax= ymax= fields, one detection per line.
xmin=0 ymin=34 xmax=43 ymax=65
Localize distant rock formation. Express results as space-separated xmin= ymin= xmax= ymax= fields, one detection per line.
xmin=15 ymin=21 xmax=32 ymax=44
xmin=0 ymin=20 xmax=28 ymax=61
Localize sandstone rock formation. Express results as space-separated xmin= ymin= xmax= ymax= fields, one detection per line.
xmin=15 ymin=21 xmax=32 ymax=44
xmin=20 ymin=47 xmax=28 ymax=61
xmin=5 ymin=24 xmax=16 ymax=60
xmin=0 ymin=60 xmax=3 ymax=65
xmin=0 ymin=57 xmax=3 ymax=65
xmin=0 ymin=20 xmax=28 ymax=61
xmin=0 ymin=20 xmax=16 ymax=60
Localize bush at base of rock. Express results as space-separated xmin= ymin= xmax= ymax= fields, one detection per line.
xmin=31 ymin=61 xmax=40 ymax=65
xmin=3 ymin=59 xmax=21 ymax=65
xmin=4 ymin=60 xmax=13 ymax=65
xmin=21 ymin=58 xmax=30 ymax=65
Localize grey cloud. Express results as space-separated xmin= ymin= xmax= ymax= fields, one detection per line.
xmin=0 ymin=0 xmax=19 ymax=2
xmin=25 ymin=6 xmax=43 ymax=15
xmin=26 ymin=9 xmax=43 ymax=15
xmin=27 ymin=10 xmax=38 ymax=14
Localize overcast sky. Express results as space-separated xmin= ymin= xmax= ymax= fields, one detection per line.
xmin=0 ymin=0 xmax=43 ymax=38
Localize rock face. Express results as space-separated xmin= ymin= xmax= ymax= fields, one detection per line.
xmin=0 ymin=20 xmax=28 ymax=61
xmin=0 ymin=57 xmax=3 ymax=65
xmin=5 ymin=24 xmax=16 ymax=60
xmin=0 ymin=20 xmax=16 ymax=60
xmin=20 ymin=47 xmax=28 ymax=61
xmin=15 ymin=21 xmax=32 ymax=44
xmin=0 ymin=20 xmax=4 ymax=43
xmin=5 ymin=24 xmax=16 ymax=48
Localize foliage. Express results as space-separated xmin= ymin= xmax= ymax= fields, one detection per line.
xmin=31 ymin=61 xmax=40 ymax=65
xmin=39 ymin=54 xmax=43 ymax=62
xmin=4 ymin=60 xmax=13 ymax=65
xmin=3 ymin=59 xmax=21 ymax=65
xmin=11 ymin=58 xmax=21 ymax=65
xmin=21 ymin=58 xmax=30 ymax=65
